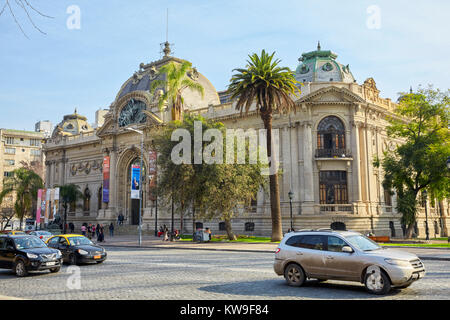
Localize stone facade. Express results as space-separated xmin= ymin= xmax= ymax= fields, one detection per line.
xmin=42 ymin=46 xmax=450 ymax=238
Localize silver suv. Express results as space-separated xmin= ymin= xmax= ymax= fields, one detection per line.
xmin=274 ymin=230 xmax=425 ymax=294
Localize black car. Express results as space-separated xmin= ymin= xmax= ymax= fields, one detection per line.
xmin=46 ymin=235 xmax=107 ymax=265
xmin=0 ymin=235 xmax=63 ymax=277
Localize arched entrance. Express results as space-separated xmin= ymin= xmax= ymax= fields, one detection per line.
xmin=117 ymin=149 xmax=147 ymax=225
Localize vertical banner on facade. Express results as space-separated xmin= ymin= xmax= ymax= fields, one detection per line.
xmin=44 ymin=189 xmax=50 ymax=223
xmin=40 ymin=189 xmax=46 ymax=224
xmin=36 ymin=189 xmax=43 ymax=225
xmin=49 ymin=189 xmax=55 ymax=220
xmin=103 ymin=156 xmax=110 ymax=203
xmin=131 ymin=165 xmax=141 ymax=199
xmin=53 ymin=188 xmax=60 ymax=220
xmin=148 ymin=150 xmax=157 ymax=201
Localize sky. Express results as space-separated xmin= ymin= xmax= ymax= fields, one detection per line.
xmin=0 ymin=0 xmax=449 ymax=131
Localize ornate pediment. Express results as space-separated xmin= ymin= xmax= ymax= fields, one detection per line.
xmin=296 ymin=86 xmax=366 ymax=105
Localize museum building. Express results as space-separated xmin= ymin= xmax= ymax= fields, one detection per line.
xmin=42 ymin=43 xmax=449 ymax=237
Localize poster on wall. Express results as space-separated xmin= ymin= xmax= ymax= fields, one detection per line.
xmin=103 ymin=156 xmax=110 ymax=203
xmin=148 ymin=150 xmax=157 ymax=201
xmin=36 ymin=189 xmax=43 ymax=225
xmin=49 ymin=189 xmax=55 ymax=220
xmin=131 ymin=165 xmax=140 ymax=199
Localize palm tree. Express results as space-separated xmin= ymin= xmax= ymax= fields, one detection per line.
xmin=228 ymin=50 xmax=301 ymax=241
xmin=150 ymin=60 xmax=205 ymax=121
xmin=0 ymin=168 xmax=43 ymax=230
xmin=59 ymin=184 xmax=84 ymax=234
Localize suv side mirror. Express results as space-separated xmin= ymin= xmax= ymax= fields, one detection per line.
xmin=342 ymin=246 xmax=354 ymax=253
xmin=6 ymin=245 xmax=15 ymax=251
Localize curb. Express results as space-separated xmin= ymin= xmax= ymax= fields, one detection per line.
xmin=100 ymin=243 xmax=450 ymax=261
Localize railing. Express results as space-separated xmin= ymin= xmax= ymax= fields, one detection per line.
xmin=315 ymin=148 xmax=352 ymax=158
xmin=319 ymin=204 xmax=352 ymax=213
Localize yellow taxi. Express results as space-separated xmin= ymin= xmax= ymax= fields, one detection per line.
xmin=45 ymin=234 xmax=107 ymax=265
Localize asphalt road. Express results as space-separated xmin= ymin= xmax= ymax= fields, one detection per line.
xmin=0 ymin=246 xmax=449 ymax=300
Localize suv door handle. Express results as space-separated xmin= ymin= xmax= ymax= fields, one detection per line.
xmin=326 ymin=256 xmax=334 ymax=260
xmin=296 ymin=252 xmax=303 ymax=255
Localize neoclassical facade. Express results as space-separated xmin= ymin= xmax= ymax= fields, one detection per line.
xmin=43 ymin=43 xmax=449 ymax=237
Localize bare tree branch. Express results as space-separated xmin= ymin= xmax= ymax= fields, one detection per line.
xmin=6 ymin=0 xmax=29 ymax=39
xmin=22 ymin=0 xmax=53 ymax=18
xmin=15 ymin=0 xmax=46 ymax=34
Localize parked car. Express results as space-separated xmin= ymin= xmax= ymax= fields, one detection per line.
xmin=1 ymin=231 xmax=27 ymax=236
xmin=46 ymin=234 xmax=107 ymax=265
xmin=29 ymin=231 xmax=53 ymax=242
xmin=274 ymin=229 xmax=426 ymax=295
xmin=0 ymin=235 xmax=62 ymax=277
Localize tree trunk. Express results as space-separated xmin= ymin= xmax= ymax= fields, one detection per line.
xmin=224 ymin=217 xmax=236 ymax=241
xmin=405 ymin=224 xmax=415 ymax=239
xmin=439 ymin=200 xmax=448 ymax=237
xmin=261 ymin=113 xmax=283 ymax=242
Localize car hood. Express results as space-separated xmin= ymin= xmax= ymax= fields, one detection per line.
xmin=364 ymin=247 xmax=419 ymax=261
xmin=22 ymin=247 xmax=58 ymax=255
xmin=76 ymin=245 xmax=104 ymax=253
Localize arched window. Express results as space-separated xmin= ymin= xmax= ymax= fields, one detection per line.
xmin=317 ymin=116 xmax=346 ymax=157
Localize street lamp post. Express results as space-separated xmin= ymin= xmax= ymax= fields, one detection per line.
xmin=288 ymin=191 xmax=293 ymax=232
xmin=423 ymin=190 xmax=429 ymax=241
xmin=126 ymin=127 xmax=144 ymax=247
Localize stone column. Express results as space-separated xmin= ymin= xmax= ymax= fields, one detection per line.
xmin=302 ymin=121 xmax=315 ymax=214
xmin=45 ymin=160 xmax=51 ymax=188
xmin=351 ymin=120 xmax=363 ymax=204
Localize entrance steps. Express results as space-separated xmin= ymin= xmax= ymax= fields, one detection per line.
xmin=113 ymin=223 xmax=154 ymax=236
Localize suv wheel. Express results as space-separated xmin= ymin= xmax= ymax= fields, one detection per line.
xmin=284 ymin=263 xmax=305 ymax=287
xmin=364 ymin=269 xmax=391 ymax=295
xmin=14 ymin=260 xmax=28 ymax=277
xmin=69 ymin=254 xmax=78 ymax=265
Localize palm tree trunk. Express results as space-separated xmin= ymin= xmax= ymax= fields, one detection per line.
xmin=262 ymin=113 xmax=283 ymax=242
xmin=224 ymin=217 xmax=236 ymax=241
xmin=439 ymin=200 xmax=448 ymax=237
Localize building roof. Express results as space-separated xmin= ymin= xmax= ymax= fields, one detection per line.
xmin=52 ymin=109 xmax=93 ymax=138
xmin=295 ymin=42 xmax=356 ymax=84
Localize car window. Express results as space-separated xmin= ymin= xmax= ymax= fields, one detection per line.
xmin=285 ymin=235 xmax=303 ymax=248
xmin=59 ymin=237 xmax=69 ymax=245
xmin=327 ymin=236 xmax=348 ymax=252
xmin=48 ymin=237 xmax=59 ymax=245
xmin=14 ymin=237 xmax=46 ymax=249
xmin=68 ymin=237 xmax=93 ymax=246
xmin=0 ymin=238 xmax=5 ymax=249
xmin=298 ymin=235 xmax=325 ymax=250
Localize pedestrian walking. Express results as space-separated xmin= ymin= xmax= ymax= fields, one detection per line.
xmin=88 ymin=224 xmax=92 ymax=239
xmin=109 ymin=223 xmax=114 ymax=237
xmin=163 ymin=225 xmax=169 ymax=241
xmin=97 ymin=225 xmax=104 ymax=242
xmin=92 ymin=224 xmax=96 ymax=239
xmin=96 ymin=223 xmax=100 ymax=238
xmin=69 ymin=222 xmax=75 ymax=233
xmin=81 ymin=224 xmax=86 ymax=236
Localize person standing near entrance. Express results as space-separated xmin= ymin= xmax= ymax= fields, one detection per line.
xmin=109 ymin=223 xmax=114 ymax=237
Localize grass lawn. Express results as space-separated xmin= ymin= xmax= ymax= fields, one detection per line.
xmin=381 ymin=243 xmax=450 ymax=248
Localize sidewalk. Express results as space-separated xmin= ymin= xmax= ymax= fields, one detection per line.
xmin=98 ymin=234 xmax=450 ymax=261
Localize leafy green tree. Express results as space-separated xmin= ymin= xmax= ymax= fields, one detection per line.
xmin=227 ymin=50 xmax=300 ymax=241
xmin=59 ymin=184 xmax=84 ymax=234
xmin=0 ymin=168 xmax=43 ymax=230
xmin=150 ymin=61 xmax=204 ymax=121
xmin=376 ymin=86 xmax=450 ymax=238
xmin=152 ymin=114 xmax=265 ymax=240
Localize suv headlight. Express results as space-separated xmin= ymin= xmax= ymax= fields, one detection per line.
xmin=78 ymin=249 xmax=89 ymax=255
xmin=27 ymin=253 xmax=39 ymax=259
xmin=385 ymin=258 xmax=410 ymax=267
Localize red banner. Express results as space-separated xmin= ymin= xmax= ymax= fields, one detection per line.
xmin=148 ymin=150 xmax=157 ymax=201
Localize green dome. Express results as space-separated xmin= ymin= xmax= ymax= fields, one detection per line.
xmin=295 ymin=42 xmax=356 ymax=84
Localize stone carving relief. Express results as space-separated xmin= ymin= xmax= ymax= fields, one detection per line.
xmin=70 ymin=160 xmax=103 ymax=176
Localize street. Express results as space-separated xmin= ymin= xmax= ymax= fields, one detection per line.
xmin=0 ymin=246 xmax=449 ymax=300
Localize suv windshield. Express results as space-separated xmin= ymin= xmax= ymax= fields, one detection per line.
xmin=345 ymin=235 xmax=381 ymax=251
xmin=14 ymin=237 xmax=47 ymax=249
xmin=68 ymin=237 xmax=93 ymax=246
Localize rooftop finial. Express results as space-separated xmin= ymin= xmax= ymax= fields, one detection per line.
xmin=74 ymin=107 xmax=77 ymax=114
xmin=163 ymin=41 xmax=171 ymax=57
xmin=317 ymin=41 xmax=321 ymax=51
xmin=410 ymin=86 xmax=413 ymax=94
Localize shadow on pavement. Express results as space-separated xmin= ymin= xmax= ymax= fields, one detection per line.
xmin=199 ymin=279 xmax=405 ymax=299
